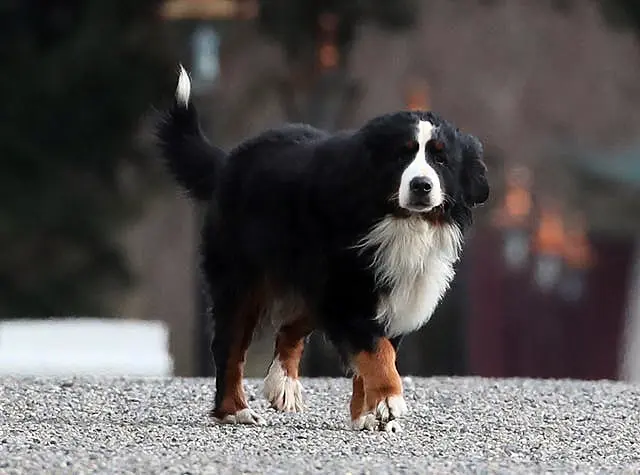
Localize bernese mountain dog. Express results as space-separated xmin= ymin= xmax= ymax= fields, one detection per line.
xmin=156 ymin=66 xmax=489 ymax=432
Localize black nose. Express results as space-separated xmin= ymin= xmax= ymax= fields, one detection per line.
xmin=409 ymin=176 xmax=432 ymax=195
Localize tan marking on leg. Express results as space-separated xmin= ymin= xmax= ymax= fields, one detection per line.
xmin=350 ymin=375 xmax=365 ymax=421
xmin=351 ymin=338 xmax=407 ymax=429
xmin=210 ymin=289 xmax=262 ymax=421
xmin=264 ymin=318 xmax=313 ymax=412
xmin=216 ymin=345 xmax=249 ymax=417
xmin=275 ymin=319 xmax=312 ymax=378
xmin=355 ymin=338 xmax=402 ymax=407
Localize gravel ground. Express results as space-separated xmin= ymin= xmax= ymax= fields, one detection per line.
xmin=1 ymin=376 xmax=640 ymax=474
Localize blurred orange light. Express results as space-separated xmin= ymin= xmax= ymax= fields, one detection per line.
xmin=317 ymin=12 xmax=340 ymax=71
xmin=162 ymin=0 xmax=237 ymax=19
xmin=563 ymin=217 xmax=594 ymax=270
xmin=319 ymin=43 xmax=339 ymax=70
xmin=161 ymin=0 xmax=257 ymax=20
xmin=534 ymin=207 xmax=565 ymax=256
xmin=505 ymin=185 xmax=532 ymax=221
xmin=407 ymin=91 xmax=429 ymax=111
xmin=494 ymin=167 xmax=533 ymax=228
xmin=405 ymin=78 xmax=430 ymax=111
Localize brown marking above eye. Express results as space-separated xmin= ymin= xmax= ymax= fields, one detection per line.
xmin=405 ymin=139 xmax=419 ymax=152
xmin=430 ymin=140 xmax=445 ymax=152
xmin=427 ymin=139 xmax=447 ymax=163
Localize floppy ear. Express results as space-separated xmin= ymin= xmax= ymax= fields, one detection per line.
xmin=461 ymin=134 xmax=489 ymax=207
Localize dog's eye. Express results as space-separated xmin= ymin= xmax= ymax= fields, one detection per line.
xmin=402 ymin=139 xmax=419 ymax=155
xmin=427 ymin=140 xmax=446 ymax=163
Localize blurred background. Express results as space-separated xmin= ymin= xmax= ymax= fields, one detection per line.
xmin=3 ymin=0 xmax=640 ymax=382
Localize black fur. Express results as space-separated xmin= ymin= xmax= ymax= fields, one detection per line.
xmin=155 ymin=75 xmax=489 ymax=418
xmin=156 ymin=96 xmax=226 ymax=201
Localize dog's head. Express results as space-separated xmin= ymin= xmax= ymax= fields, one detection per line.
xmin=359 ymin=111 xmax=489 ymax=218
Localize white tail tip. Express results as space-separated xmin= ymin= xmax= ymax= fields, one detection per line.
xmin=176 ymin=64 xmax=191 ymax=107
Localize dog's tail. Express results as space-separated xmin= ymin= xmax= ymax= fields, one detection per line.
xmin=156 ymin=65 xmax=226 ymax=201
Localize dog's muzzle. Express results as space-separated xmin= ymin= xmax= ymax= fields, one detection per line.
xmin=407 ymin=175 xmax=435 ymax=209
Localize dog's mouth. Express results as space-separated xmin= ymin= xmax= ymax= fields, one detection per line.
xmin=404 ymin=205 xmax=433 ymax=214
xmin=407 ymin=197 xmax=450 ymax=214
xmin=391 ymin=191 xmax=450 ymax=219
xmin=406 ymin=201 xmax=434 ymax=213
xmin=398 ymin=193 xmax=436 ymax=212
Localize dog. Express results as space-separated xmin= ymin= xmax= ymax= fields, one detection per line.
xmin=156 ymin=66 xmax=489 ymax=432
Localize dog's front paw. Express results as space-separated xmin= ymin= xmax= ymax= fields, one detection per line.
xmin=381 ymin=419 xmax=403 ymax=433
xmin=351 ymin=413 xmax=378 ymax=431
xmin=350 ymin=413 xmax=404 ymax=433
xmin=351 ymin=394 xmax=407 ymax=431
xmin=374 ymin=394 xmax=407 ymax=422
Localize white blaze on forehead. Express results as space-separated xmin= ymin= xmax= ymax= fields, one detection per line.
xmin=416 ymin=119 xmax=434 ymax=147
xmin=397 ymin=120 xmax=444 ymax=211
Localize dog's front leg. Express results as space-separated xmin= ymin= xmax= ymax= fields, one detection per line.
xmin=349 ymin=337 xmax=407 ymax=432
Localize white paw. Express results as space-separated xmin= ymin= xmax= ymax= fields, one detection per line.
xmin=350 ymin=395 xmax=408 ymax=431
xmin=351 ymin=413 xmax=378 ymax=431
xmin=263 ymin=359 xmax=304 ymax=413
xmin=215 ymin=408 xmax=266 ymax=426
xmin=382 ymin=419 xmax=403 ymax=433
xmin=375 ymin=395 xmax=408 ymax=422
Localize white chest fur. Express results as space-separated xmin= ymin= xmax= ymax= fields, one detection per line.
xmin=358 ymin=216 xmax=463 ymax=337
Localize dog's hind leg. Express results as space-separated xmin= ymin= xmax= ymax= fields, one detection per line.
xmin=208 ymin=284 xmax=265 ymax=425
xmin=263 ymin=318 xmax=313 ymax=413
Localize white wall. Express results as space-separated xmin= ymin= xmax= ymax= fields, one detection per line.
xmin=0 ymin=318 xmax=173 ymax=377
